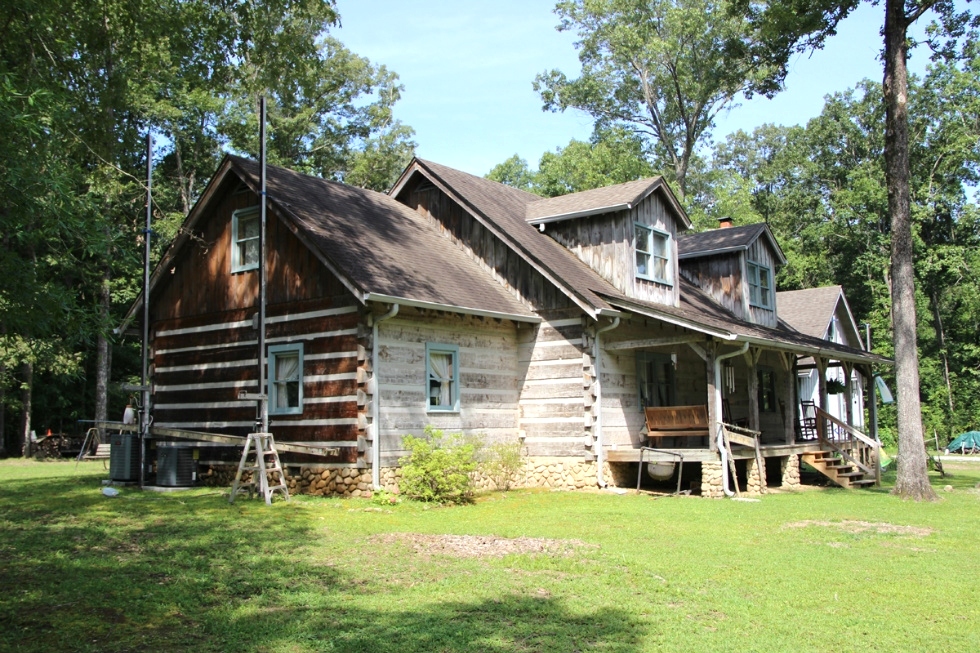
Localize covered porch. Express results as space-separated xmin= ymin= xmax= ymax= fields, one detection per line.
xmin=596 ymin=316 xmax=884 ymax=496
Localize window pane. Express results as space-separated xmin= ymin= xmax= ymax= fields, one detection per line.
xmin=636 ymin=225 xmax=651 ymax=252
xmin=428 ymin=350 xmax=455 ymax=408
xmin=653 ymin=255 xmax=668 ymax=280
xmin=636 ymin=251 xmax=650 ymax=276
xmin=239 ymin=215 xmax=259 ymax=240
xmin=653 ymin=232 xmax=668 ymax=257
xmin=241 ymin=240 xmax=259 ymax=267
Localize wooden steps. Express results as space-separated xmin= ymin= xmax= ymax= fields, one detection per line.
xmin=800 ymin=451 xmax=875 ymax=489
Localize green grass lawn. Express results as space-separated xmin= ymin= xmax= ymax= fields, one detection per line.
xmin=1 ymin=459 xmax=978 ymax=653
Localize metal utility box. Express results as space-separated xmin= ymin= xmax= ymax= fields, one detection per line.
xmin=156 ymin=442 xmax=197 ymax=487
xmin=109 ymin=433 xmax=139 ymax=482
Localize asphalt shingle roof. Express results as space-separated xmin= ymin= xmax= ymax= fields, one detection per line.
xmin=525 ymin=177 xmax=680 ymax=224
xmin=776 ymin=286 xmax=845 ymax=339
xmin=677 ymin=223 xmax=768 ymax=258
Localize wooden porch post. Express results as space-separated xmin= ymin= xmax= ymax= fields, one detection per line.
xmin=780 ymin=352 xmax=796 ymax=445
xmin=842 ymin=361 xmax=855 ymax=426
xmin=815 ymin=357 xmax=828 ymax=412
xmin=745 ymin=347 xmax=761 ymax=432
xmin=705 ymin=340 xmax=719 ymax=452
xmin=863 ymin=363 xmax=878 ymax=443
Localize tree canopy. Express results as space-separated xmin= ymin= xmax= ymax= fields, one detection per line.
xmin=535 ymin=0 xmax=774 ymax=197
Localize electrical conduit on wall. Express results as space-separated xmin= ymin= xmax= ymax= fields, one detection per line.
xmin=715 ymin=342 xmax=749 ymax=497
xmin=594 ymin=317 xmax=620 ymax=488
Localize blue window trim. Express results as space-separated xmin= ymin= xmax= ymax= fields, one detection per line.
xmin=425 ymin=343 xmax=460 ymax=413
xmin=268 ymin=343 xmax=304 ymax=415
xmin=634 ymin=223 xmax=673 ymax=286
xmin=747 ymin=260 xmax=773 ymax=309
xmin=231 ymin=207 xmax=260 ymax=273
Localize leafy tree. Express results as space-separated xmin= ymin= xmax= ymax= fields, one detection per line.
xmin=0 ymin=1 xmax=415 ymax=448
xmin=535 ymin=0 xmax=774 ymax=197
xmin=730 ymin=0 xmax=978 ymax=500
xmin=486 ymin=128 xmax=655 ymax=197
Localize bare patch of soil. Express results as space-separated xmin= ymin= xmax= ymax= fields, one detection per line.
xmin=784 ymin=520 xmax=933 ymax=537
xmin=372 ymin=533 xmax=598 ymax=558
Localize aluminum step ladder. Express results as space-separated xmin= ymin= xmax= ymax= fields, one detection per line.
xmin=229 ymin=432 xmax=289 ymax=505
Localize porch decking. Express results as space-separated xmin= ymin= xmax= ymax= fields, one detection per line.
xmin=605 ymin=441 xmax=826 ymax=463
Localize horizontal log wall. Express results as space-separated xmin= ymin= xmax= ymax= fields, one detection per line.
xmin=375 ymin=309 xmax=521 ymax=466
xmin=151 ymin=298 xmax=363 ymax=463
xmin=544 ymin=194 xmax=679 ymax=307
xmin=518 ymin=308 xmax=590 ymax=458
xmin=149 ymin=174 xmax=365 ymax=465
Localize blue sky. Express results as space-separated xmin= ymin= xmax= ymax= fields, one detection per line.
xmin=336 ymin=1 xmax=938 ymax=176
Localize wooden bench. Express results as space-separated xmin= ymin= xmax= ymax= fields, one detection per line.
xmin=84 ymin=443 xmax=111 ymax=468
xmin=644 ymin=405 xmax=710 ymax=447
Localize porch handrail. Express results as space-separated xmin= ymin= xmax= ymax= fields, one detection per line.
xmin=813 ymin=406 xmax=881 ymax=486
xmin=814 ymin=407 xmax=878 ymax=449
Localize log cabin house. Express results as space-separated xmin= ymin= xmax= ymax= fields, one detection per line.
xmin=122 ymin=155 xmax=887 ymax=497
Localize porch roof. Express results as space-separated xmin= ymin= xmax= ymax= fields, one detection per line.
xmin=601 ymin=279 xmax=888 ymax=365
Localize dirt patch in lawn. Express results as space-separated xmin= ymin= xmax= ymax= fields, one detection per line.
xmin=373 ymin=533 xmax=598 ymax=558
xmin=784 ymin=520 xmax=933 ymax=537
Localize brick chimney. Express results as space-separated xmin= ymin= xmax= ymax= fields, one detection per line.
xmin=717 ymin=217 xmax=733 ymax=229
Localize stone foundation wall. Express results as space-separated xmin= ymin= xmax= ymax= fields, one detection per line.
xmin=746 ymin=458 xmax=766 ymax=495
xmin=780 ymin=454 xmax=801 ymax=489
xmin=701 ymin=460 xmax=725 ymax=498
xmin=200 ymin=457 xmax=616 ymax=497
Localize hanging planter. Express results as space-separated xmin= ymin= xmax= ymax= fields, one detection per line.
xmin=826 ymin=379 xmax=847 ymax=395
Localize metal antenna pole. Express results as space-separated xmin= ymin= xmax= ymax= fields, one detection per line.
xmin=140 ymin=133 xmax=152 ymax=489
xmin=258 ymin=97 xmax=269 ymax=432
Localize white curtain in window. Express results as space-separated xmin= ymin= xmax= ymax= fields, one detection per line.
xmin=429 ymin=352 xmax=453 ymax=406
xmin=276 ymin=353 xmax=299 ymax=408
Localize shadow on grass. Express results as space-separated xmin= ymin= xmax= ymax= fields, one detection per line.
xmin=0 ymin=467 xmax=646 ymax=652
xmin=218 ymin=595 xmax=645 ymax=653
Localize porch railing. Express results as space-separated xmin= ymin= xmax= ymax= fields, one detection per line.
xmin=813 ymin=406 xmax=881 ymax=487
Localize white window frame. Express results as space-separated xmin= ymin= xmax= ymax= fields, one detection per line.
xmin=231 ymin=207 xmax=260 ymax=273
xmin=268 ymin=343 xmax=304 ymax=415
xmin=425 ymin=343 xmax=459 ymax=413
xmin=635 ymin=223 xmax=672 ymax=285
xmin=747 ymin=260 xmax=773 ymax=308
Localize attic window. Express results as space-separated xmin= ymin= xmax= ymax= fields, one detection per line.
xmin=747 ymin=261 xmax=772 ymax=308
xmin=231 ymin=207 xmax=260 ymax=273
xmin=635 ymin=224 xmax=671 ymax=285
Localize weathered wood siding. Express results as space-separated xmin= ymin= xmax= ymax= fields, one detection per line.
xmin=745 ymin=239 xmax=778 ymax=327
xmin=400 ymin=180 xmax=573 ymax=311
xmin=599 ymin=320 xmax=709 ymax=450
xmin=375 ymin=309 xmax=521 ymax=466
xmin=543 ymin=194 xmax=679 ymax=307
xmin=679 ymin=253 xmax=745 ymax=319
xmin=149 ymin=178 xmax=363 ymax=463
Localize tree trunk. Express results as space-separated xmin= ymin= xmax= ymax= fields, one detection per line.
xmin=20 ymin=361 xmax=32 ymax=458
xmin=94 ymin=269 xmax=111 ymax=442
xmin=929 ymin=288 xmax=955 ymax=427
xmin=883 ymin=0 xmax=936 ymax=501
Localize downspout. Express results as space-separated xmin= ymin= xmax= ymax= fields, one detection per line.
xmin=715 ymin=342 xmax=750 ymax=497
xmin=371 ymin=303 xmax=399 ymax=489
xmin=594 ymin=317 xmax=621 ymax=488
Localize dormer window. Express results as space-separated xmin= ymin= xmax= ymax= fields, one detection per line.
xmin=747 ymin=261 xmax=772 ymax=308
xmin=231 ymin=207 xmax=260 ymax=273
xmin=636 ymin=224 xmax=671 ymax=285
